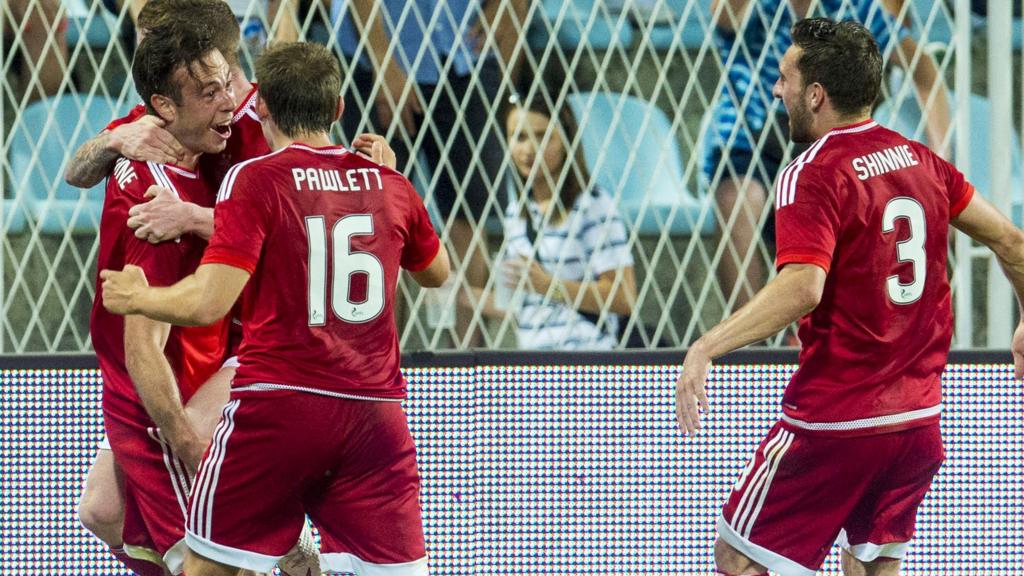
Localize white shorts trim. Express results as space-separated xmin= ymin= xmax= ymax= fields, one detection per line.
xmin=838 ymin=529 xmax=911 ymax=562
xmin=164 ymin=537 xmax=189 ymax=575
xmin=185 ymin=530 xmax=281 ymax=572
xmin=780 ymin=404 xmax=942 ymax=432
xmin=717 ymin=516 xmax=815 ymax=576
xmin=233 ymin=382 xmax=403 ymax=402
xmin=98 ymin=434 xmax=111 ymax=450
xmin=221 ymin=355 xmax=240 ymax=369
xmin=321 ymin=552 xmax=429 ymax=575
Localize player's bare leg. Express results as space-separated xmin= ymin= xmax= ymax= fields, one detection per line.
xmin=841 ymin=549 xmax=901 ymax=576
xmin=714 ymin=177 xmax=769 ymax=313
xmin=714 ymin=538 xmax=769 ymax=575
xmin=449 ymin=218 xmax=488 ymax=347
xmin=79 ymin=448 xmax=125 ymax=545
xmin=184 ymin=550 xmax=241 ymax=576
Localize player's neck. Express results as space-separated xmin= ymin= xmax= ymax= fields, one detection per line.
xmin=814 ymin=110 xmax=871 ymax=140
xmin=176 ymin=151 xmax=202 ymax=170
xmin=270 ymin=131 xmax=334 ymax=151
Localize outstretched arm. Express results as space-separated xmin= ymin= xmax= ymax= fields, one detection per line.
xmin=102 ymin=263 xmax=250 ymax=327
xmin=952 ymin=194 xmax=1024 ymax=377
xmin=65 ymin=117 xmax=184 ymax=188
xmin=676 ymin=262 xmax=826 ymax=435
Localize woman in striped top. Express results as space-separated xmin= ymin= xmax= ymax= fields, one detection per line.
xmin=496 ymin=92 xmax=637 ymax=349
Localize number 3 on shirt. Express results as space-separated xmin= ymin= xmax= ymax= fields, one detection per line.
xmin=305 ymin=214 xmax=385 ymax=325
xmin=882 ymin=197 xmax=926 ymax=305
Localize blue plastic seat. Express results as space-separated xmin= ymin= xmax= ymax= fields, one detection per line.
xmin=643 ymin=0 xmax=712 ymax=51
xmin=910 ymin=0 xmax=953 ymax=44
xmin=567 ymin=91 xmax=715 ymax=236
xmin=64 ymin=0 xmax=118 ymax=47
xmin=527 ymin=0 xmax=634 ymax=51
xmin=8 ymin=94 xmax=130 ymax=234
xmin=2 ymin=199 xmax=29 ymax=235
xmin=874 ymin=92 xmax=1024 ymax=224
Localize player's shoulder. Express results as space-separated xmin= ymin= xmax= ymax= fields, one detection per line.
xmin=108 ymin=156 xmax=158 ymax=197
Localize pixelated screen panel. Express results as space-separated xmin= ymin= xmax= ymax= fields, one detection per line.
xmin=1 ymin=363 xmax=1021 ymax=574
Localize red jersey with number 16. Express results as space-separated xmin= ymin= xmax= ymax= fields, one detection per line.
xmin=773 ymin=119 xmax=974 ymax=437
xmin=201 ymin=144 xmax=440 ymax=400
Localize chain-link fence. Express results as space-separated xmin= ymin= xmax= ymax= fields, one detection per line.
xmin=2 ymin=0 xmax=1021 ymax=353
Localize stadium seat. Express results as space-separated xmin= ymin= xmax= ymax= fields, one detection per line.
xmin=2 ymin=199 xmax=29 ymax=235
xmin=642 ymin=0 xmax=713 ymax=51
xmin=64 ymin=0 xmax=118 ymax=48
xmin=8 ymin=94 xmax=129 ymax=234
xmin=527 ymin=0 xmax=634 ymax=51
xmin=567 ymin=91 xmax=715 ymax=236
xmin=910 ymin=0 xmax=954 ymax=45
xmin=874 ymin=92 xmax=1024 ymax=225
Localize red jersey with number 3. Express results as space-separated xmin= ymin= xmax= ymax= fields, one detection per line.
xmin=773 ymin=119 xmax=974 ymax=437
xmin=201 ymin=144 xmax=440 ymax=400
xmin=92 ymin=158 xmax=229 ymax=416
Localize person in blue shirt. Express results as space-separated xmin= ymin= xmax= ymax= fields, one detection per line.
xmin=332 ymin=0 xmax=526 ymax=346
xmin=705 ymin=0 xmax=950 ymax=316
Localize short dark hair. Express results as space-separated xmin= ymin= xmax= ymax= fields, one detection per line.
xmin=138 ymin=0 xmax=240 ymax=66
xmin=255 ymin=43 xmax=341 ymax=137
xmin=790 ymin=18 xmax=882 ymax=116
xmin=133 ymin=25 xmax=218 ymax=113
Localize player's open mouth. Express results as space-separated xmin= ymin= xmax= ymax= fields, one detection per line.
xmin=211 ymin=122 xmax=232 ymax=140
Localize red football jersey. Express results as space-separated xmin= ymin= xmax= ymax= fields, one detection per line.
xmin=105 ymin=104 xmax=146 ymax=131
xmin=202 ymin=144 xmax=440 ymax=400
xmin=92 ymin=157 xmax=229 ymax=417
xmin=199 ymin=84 xmax=271 ymax=184
xmin=773 ymin=119 xmax=974 ymax=436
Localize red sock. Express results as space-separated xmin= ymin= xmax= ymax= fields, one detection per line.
xmin=111 ymin=547 xmax=166 ymax=576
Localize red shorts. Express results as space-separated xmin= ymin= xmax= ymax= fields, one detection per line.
xmin=718 ymin=421 xmax=944 ymax=576
xmin=103 ymin=407 xmax=192 ymax=574
xmin=185 ymin=392 xmax=428 ymax=574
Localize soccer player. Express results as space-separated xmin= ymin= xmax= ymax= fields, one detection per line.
xmin=91 ymin=25 xmax=235 ymax=575
xmin=100 ymin=42 xmax=449 ymax=575
xmin=675 ymin=18 xmax=1024 ymax=576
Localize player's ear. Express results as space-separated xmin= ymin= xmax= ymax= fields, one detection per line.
xmin=150 ymin=94 xmax=176 ymax=124
xmin=255 ymin=94 xmax=270 ymax=120
xmin=808 ymin=82 xmax=825 ymax=112
xmin=334 ymin=96 xmax=344 ymax=122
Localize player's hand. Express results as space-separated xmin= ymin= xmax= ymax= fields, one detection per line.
xmin=127 ymin=185 xmax=193 ymax=244
xmin=376 ymin=63 xmax=422 ymax=138
xmin=108 ymin=115 xmax=185 ymax=165
xmin=100 ymin=265 xmax=149 ymax=316
xmin=172 ymin=433 xmax=207 ymax=476
xmin=352 ymin=132 xmax=398 ymax=169
xmin=676 ymin=344 xmax=712 ymax=436
xmin=1013 ymin=321 xmax=1024 ymax=380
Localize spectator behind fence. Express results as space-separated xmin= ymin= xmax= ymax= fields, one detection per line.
xmin=332 ymin=0 xmax=526 ymax=346
xmin=492 ymin=92 xmax=637 ymax=350
xmin=3 ymin=0 xmax=69 ymax=100
xmin=705 ymin=0 xmax=950 ymax=315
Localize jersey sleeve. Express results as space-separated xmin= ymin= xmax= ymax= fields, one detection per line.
xmin=104 ymin=104 xmax=146 ymax=132
xmin=201 ymin=164 xmax=270 ymax=273
xmin=399 ymin=180 xmax=441 ymax=272
xmin=774 ymin=165 xmax=841 ymax=273
xmin=114 ymin=162 xmax=185 ymax=286
xmin=941 ymin=157 xmax=975 ymax=218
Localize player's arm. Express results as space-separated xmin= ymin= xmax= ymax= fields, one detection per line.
xmin=123 ymin=314 xmax=206 ymax=471
xmin=128 ymin=185 xmax=215 ymax=243
xmin=64 ymin=116 xmax=184 ymax=188
xmin=951 ymin=195 xmax=1024 ymax=377
xmin=676 ymin=262 xmax=826 ymax=435
xmin=101 ymin=263 xmax=250 ymax=327
xmin=408 ymin=244 xmax=450 ymax=288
